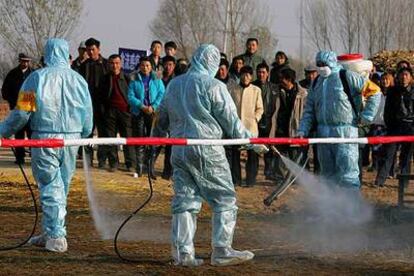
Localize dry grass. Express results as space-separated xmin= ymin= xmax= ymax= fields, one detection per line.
xmin=1 ymin=149 xmax=414 ymax=275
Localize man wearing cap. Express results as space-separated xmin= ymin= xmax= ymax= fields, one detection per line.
xmin=299 ymin=65 xmax=319 ymax=89
xmin=72 ymin=41 xmax=89 ymax=72
xmin=1 ymin=53 xmax=33 ymax=164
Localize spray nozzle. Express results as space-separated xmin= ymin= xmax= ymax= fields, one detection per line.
xmin=270 ymin=146 xmax=282 ymax=157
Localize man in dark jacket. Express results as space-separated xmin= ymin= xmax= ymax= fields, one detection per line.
xmin=80 ymin=37 xmax=109 ymax=167
xmin=270 ymin=51 xmax=291 ymax=85
xmin=98 ymin=54 xmax=135 ymax=172
xmin=71 ymin=41 xmax=89 ymax=72
xmin=229 ymin=56 xmax=244 ymax=83
xmin=215 ymin=59 xmax=232 ymax=84
xmin=273 ymin=68 xmax=308 ymax=182
xmin=1 ymin=53 xmax=33 ymax=164
xmin=375 ymin=67 xmax=414 ymax=187
xmin=163 ymin=41 xmax=177 ymax=62
xmin=252 ymin=62 xmax=278 ymax=178
xmin=149 ymin=40 xmax=163 ymax=77
xmin=299 ymin=64 xmax=318 ymax=89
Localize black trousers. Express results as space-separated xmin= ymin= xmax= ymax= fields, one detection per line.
xmin=83 ymin=110 xmax=107 ymax=165
xmin=14 ymin=123 xmax=31 ymax=162
xmin=311 ymin=145 xmax=320 ymax=173
xmin=151 ymin=145 xmax=172 ymax=177
xmin=95 ymin=115 xmax=108 ymax=165
xmin=101 ymin=107 xmax=136 ymax=168
xmin=258 ymin=127 xmax=274 ymax=176
xmin=227 ymin=146 xmax=258 ymax=186
xmin=132 ymin=113 xmax=154 ymax=169
xmin=358 ymin=144 xmax=371 ymax=181
xmin=375 ymin=141 xmax=413 ymax=186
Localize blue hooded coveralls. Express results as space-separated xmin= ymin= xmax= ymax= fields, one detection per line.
xmin=298 ymin=51 xmax=381 ymax=189
xmin=153 ymin=44 xmax=254 ymax=262
xmin=0 ymin=38 xmax=93 ymax=238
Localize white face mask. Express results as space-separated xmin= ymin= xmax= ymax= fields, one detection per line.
xmin=317 ymin=66 xmax=332 ymax=78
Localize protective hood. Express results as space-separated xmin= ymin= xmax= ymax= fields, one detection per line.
xmin=190 ymin=44 xmax=220 ymax=77
xmin=44 ymin=38 xmax=70 ymax=68
xmin=316 ymin=51 xmax=342 ymax=72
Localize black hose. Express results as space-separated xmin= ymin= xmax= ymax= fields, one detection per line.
xmin=113 ymin=157 xmax=166 ymax=264
xmin=0 ymin=147 xmax=38 ymax=251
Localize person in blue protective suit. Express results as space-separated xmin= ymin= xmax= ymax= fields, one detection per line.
xmin=297 ymin=51 xmax=381 ymax=189
xmin=0 ymin=38 xmax=93 ymax=252
xmin=152 ymin=44 xmax=268 ymax=266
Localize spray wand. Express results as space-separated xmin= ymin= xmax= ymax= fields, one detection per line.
xmin=263 ymin=146 xmax=309 ymax=206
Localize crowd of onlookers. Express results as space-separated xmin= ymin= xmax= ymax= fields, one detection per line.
xmin=1 ymin=37 xmax=413 ymax=188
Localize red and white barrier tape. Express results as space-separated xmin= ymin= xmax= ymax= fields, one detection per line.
xmin=1 ymin=136 xmax=414 ymax=148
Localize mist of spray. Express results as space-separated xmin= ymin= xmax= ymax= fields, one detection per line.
xmin=279 ymin=154 xmax=374 ymax=253
xmin=82 ymin=147 xmax=114 ymax=239
xmin=82 ymin=147 xmax=170 ymax=241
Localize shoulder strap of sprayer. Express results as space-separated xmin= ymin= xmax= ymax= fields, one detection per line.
xmin=339 ymin=69 xmax=358 ymax=116
xmin=312 ymin=69 xmax=358 ymax=116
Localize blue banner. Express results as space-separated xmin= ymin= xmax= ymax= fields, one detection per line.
xmin=119 ymin=47 xmax=147 ymax=73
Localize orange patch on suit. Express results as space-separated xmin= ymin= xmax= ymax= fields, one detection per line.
xmin=361 ymin=80 xmax=380 ymax=98
xmin=16 ymin=91 xmax=36 ymax=112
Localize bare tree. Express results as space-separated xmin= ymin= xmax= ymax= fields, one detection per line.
xmin=0 ymin=0 xmax=83 ymax=58
xmin=0 ymin=53 xmax=13 ymax=86
xmin=304 ymin=0 xmax=414 ymax=57
xmin=213 ymin=0 xmax=277 ymax=60
xmin=375 ymin=0 xmax=395 ymax=52
xmin=394 ymin=0 xmax=414 ymax=50
xmin=361 ymin=0 xmax=379 ymax=56
xmin=150 ymin=0 xmax=277 ymax=60
xmin=215 ymin=0 xmax=251 ymax=58
xmin=303 ymin=0 xmax=334 ymax=51
xmin=150 ymin=0 xmax=221 ymax=59
xmin=331 ymin=0 xmax=364 ymax=53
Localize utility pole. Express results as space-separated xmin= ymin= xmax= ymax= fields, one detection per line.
xmin=299 ymin=0 xmax=304 ymax=63
xmin=223 ymin=0 xmax=230 ymax=55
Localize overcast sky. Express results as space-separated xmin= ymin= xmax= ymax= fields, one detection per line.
xmin=79 ymin=0 xmax=302 ymax=60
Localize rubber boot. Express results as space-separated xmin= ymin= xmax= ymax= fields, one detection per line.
xmin=171 ymin=212 xmax=203 ymax=266
xmin=45 ymin=237 xmax=68 ymax=253
xmin=211 ymin=247 xmax=254 ymax=266
xmin=211 ymin=209 xmax=254 ymax=266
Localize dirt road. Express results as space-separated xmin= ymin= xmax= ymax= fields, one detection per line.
xmin=1 ymin=149 xmax=414 ymax=275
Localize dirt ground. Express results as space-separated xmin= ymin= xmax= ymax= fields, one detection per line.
xmin=2 ymin=147 xmax=414 ymax=275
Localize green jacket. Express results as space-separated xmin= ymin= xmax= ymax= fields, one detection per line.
xmin=235 ymin=51 xmax=265 ymax=79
